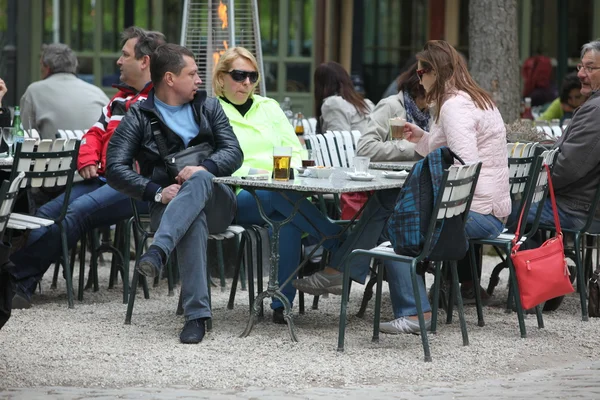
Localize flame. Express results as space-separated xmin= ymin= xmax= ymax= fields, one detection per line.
xmin=211 ymin=1 xmax=230 ymax=76
xmin=218 ymin=1 xmax=228 ymax=29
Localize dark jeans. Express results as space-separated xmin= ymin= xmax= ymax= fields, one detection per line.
xmin=8 ymin=178 xmax=147 ymax=295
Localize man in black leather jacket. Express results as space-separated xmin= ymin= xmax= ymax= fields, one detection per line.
xmin=106 ymin=43 xmax=243 ymax=344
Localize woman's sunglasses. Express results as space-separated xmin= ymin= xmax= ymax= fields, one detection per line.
xmin=416 ymin=68 xmax=432 ymax=80
xmin=228 ymin=69 xmax=259 ymax=83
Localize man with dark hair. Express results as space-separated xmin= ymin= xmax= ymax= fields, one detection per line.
xmin=7 ymin=27 xmax=166 ymax=309
xmin=106 ymin=43 xmax=243 ymax=343
xmin=20 ymin=43 xmax=109 ymax=139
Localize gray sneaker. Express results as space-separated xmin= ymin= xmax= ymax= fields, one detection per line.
xmin=379 ymin=317 xmax=431 ymax=335
xmin=292 ymin=271 xmax=343 ymax=296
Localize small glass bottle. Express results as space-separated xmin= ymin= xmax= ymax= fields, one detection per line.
xmin=520 ymin=97 xmax=534 ymax=120
xmin=13 ymin=106 xmax=25 ymax=144
xmin=294 ymin=112 xmax=305 ymax=146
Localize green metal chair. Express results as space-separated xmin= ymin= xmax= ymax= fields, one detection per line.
xmin=337 ymin=162 xmax=482 ymax=362
xmin=470 ymin=147 xmax=559 ymax=338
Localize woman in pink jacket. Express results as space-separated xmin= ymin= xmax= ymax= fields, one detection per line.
xmin=404 ymin=40 xmax=511 ymax=301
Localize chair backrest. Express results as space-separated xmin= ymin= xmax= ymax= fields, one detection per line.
xmin=518 ymin=148 xmax=559 ymax=237
xmin=0 ymin=171 xmax=26 ymax=236
xmin=10 ymin=138 xmax=80 ymax=222
xmin=422 ymin=163 xmax=482 ymax=257
xmin=507 ymin=142 xmax=539 ymax=196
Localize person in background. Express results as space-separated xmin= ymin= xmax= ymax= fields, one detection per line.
xmin=107 ymin=44 xmax=243 ymax=344
xmin=213 ymin=46 xmax=344 ymax=324
xmin=381 ymin=55 xmax=418 ymax=99
xmin=313 ymin=61 xmax=373 ymax=134
xmin=20 ymin=43 xmax=109 ymax=139
xmin=521 ymin=55 xmax=557 ymax=107
xmin=7 ymin=27 xmax=165 ymax=309
xmin=0 ymin=78 xmax=10 ymax=127
xmin=538 ymin=72 xmax=588 ymax=124
xmin=357 ymin=63 xmax=429 ymax=161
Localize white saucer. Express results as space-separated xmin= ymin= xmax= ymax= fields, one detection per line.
xmin=382 ymin=170 xmax=409 ymax=179
xmin=347 ymin=172 xmax=375 ymax=181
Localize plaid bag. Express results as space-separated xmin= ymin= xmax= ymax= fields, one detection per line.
xmin=387 ymin=146 xmax=468 ymax=261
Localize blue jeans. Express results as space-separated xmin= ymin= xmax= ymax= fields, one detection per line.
xmin=8 ymin=178 xmax=148 ymax=295
xmin=465 ymin=212 xmax=504 ymax=240
xmin=150 ymin=171 xmax=236 ymax=321
xmin=235 ymin=190 xmax=342 ymax=310
xmin=508 ymin=198 xmax=600 ymax=233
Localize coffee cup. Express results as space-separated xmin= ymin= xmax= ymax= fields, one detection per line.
xmin=389 ymin=117 xmax=406 ymax=140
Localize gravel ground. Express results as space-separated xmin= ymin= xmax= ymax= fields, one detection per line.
xmin=1 ymin=253 xmax=598 ymax=392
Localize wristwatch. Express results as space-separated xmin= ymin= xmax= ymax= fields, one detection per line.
xmin=154 ymin=188 xmax=163 ymax=203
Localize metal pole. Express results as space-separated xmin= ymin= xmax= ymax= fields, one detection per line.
xmin=180 ymin=0 xmax=190 ymax=45
xmin=227 ymin=0 xmax=236 ymax=47
xmin=557 ymin=0 xmax=568 ymax=85
xmin=53 ymin=0 xmax=60 ymax=43
xmin=251 ymin=0 xmax=266 ymax=96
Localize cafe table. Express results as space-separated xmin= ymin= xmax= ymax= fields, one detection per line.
xmin=213 ymin=168 xmax=405 ymax=341
xmin=369 ymin=160 xmax=416 ymax=171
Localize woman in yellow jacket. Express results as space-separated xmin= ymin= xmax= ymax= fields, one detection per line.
xmin=213 ymin=47 xmax=342 ymax=324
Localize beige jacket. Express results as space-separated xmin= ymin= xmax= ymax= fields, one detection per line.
xmin=356 ymin=91 xmax=420 ymax=161
xmin=20 ymin=73 xmax=109 ymax=139
xmin=320 ymin=95 xmax=373 ymax=133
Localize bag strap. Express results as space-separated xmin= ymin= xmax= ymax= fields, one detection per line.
xmin=150 ymin=116 xmax=170 ymax=159
xmin=512 ymin=163 xmax=562 ymax=248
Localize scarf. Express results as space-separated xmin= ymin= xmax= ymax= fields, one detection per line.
xmin=403 ymin=91 xmax=431 ymax=131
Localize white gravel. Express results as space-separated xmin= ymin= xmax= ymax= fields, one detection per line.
xmin=1 ymin=253 xmax=598 ymax=391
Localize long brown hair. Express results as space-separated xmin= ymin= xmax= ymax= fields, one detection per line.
xmin=396 ymin=62 xmax=425 ymax=100
xmin=416 ymin=40 xmax=494 ymax=122
xmin=313 ymin=62 xmax=369 ymax=126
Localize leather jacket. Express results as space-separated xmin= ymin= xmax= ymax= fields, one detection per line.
xmin=106 ymin=89 xmax=243 ymax=201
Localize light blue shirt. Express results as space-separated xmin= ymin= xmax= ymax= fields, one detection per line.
xmin=154 ymin=97 xmax=199 ymax=147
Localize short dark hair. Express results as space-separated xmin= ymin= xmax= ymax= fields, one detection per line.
xmin=120 ymin=26 xmax=166 ymax=59
xmin=559 ymin=72 xmax=582 ymax=103
xmin=396 ymin=62 xmax=425 ymax=100
xmin=150 ymin=44 xmax=196 ymax=86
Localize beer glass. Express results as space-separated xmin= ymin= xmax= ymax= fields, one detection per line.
xmin=273 ymin=146 xmax=292 ymax=181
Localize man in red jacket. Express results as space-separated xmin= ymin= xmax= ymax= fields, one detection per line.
xmin=7 ymin=27 xmax=166 ymax=308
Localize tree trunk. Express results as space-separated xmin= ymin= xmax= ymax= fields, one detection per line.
xmin=469 ymin=0 xmax=520 ymax=123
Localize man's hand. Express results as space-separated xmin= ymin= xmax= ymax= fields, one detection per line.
xmin=0 ymin=78 xmax=7 ymax=108
xmin=176 ymin=165 xmax=207 ymax=184
xmin=161 ymin=184 xmax=181 ymax=204
xmin=79 ymin=164 xmax=98 ymax=180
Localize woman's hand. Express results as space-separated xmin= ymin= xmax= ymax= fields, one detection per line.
xmin=403 ymin=122 xmax=426 ymax=143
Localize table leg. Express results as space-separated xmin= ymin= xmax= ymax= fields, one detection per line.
xmin=239 ymin=188 xmax=302 ymax=341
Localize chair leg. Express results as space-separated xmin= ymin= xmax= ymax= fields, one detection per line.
xmin=78 ymin=232 xmax=87 ymax=301
xmin=125 ymin=269 xmax=139 ymax=324
xmin=227 ymin=232 xmax=247 ymax=310
xmin=450 ymin=261 xmax=469 ymax=346
xmin=206 ymin=260 xmax=213 ymax=332
xmin=371 ymin=259 xmax=384 ymax=343
xmin=337 ymin=253 xmax=356 ymax=352
xmin=469 ymin=244 xmax=485 ymax=327
xmin=507 ymin=258 xmax=527 ymax=338
xmin=216 ymin=240 xmax=227 ymax=292
xmin=121 ymin=217 xmax=134 ymax=304
xmin=430 ymin=261 xmax=442 ymax=334
xmin=412 ymin=261 xmax=432 ymax=361
xmin=575 ymin=233 xmax=589 ymax=321
xmin=357 ymin=266 xmax=377 ymax=318
xmin=446 ymin=262 xmax=455 ymax=324
xmin=60 ymin=227 xmax=74 ymax=309
xmin=176 ymin=290 xmax=184 ymax=315
xmin=51 ymin=260 xmax=60 ymax=289
xmin=166 ymin=257 xmax=175 ymax=297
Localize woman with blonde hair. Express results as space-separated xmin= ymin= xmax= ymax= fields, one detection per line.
xmin=403 ymin=39 xmax=510 ymax=304
xmin=213 ymin=47 xmax=343 ymax=324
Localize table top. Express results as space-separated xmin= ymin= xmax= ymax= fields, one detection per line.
xmin=213 ymin=168 xmax=405 ymax=194
xmin=0 ymin=157 xmax=13 ymax=168
xmin=369 ymin=160 xmax=416 ymax=171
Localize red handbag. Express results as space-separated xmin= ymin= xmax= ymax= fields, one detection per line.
xmin=510 ymin=164 xmax=574 ymax=310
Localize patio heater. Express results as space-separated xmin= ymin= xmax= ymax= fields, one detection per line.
xmin=180 ymin=0 xmax=266 ymax=96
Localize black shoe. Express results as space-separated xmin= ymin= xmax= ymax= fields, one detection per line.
xmin=179 ymin=318 xmax=206 ymax=344
xmin=272 ymin=307 xmax=286 ymax=324
xmin=12 ymin=290 xmax=32 ymax=310
xmin=137 ymin=247 xmax=163 ymax=278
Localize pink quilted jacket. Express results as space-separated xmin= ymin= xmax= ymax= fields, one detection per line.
xmin=415 ymin=90 xmax=511 ymax=218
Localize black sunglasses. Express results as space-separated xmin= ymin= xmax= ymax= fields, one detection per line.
xmin=228 ymin=69 xmax=259 ymax=83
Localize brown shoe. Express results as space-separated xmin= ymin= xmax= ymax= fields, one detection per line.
xmin=460 ymin=281 xmax=490 ymax=305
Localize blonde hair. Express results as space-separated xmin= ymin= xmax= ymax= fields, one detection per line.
xmin=212 ymin=46 xmax=260 ymax=97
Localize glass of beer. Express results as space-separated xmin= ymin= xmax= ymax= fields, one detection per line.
xmin=273 ymin=146 xmax=292 ymax=181
xmin=389 ymin=117 xmax=406 ymax=140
